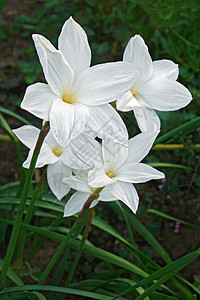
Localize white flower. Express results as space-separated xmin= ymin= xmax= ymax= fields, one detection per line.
xmin=21 ymin=17 xmax=139 ymax=147
xmin=63 ymin=131 xmax=165 ymax=216
xmin=13 ymin=125 xmax=90 ymax=200
xmin=116 ymin=35 xmax=192 ymax=132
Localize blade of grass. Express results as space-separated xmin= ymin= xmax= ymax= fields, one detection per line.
xmin=154 ymin=117 xmax=200 ymax=144
xmin=148 ymin=209 xmax=200 ymax=230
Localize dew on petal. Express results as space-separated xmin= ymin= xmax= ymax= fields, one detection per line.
xmin=53 ymin=147 xmax=63 ymax=157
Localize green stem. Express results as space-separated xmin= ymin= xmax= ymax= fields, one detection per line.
xmin=37 ymin=221 xmax=79 ymax=285
xmin=66 ymin=209 xmax=94 ymax=287
xmin=1 ymin=122 xmax=50 ymax=283
xmin=37 ymin=189 xmax=102 ymax=285
xmin=17 ymin=168 xmax=47 ymax=260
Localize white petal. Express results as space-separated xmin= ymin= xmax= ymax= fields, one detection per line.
xmin=50 ymin=100 xmax=90 ymax=148
xmin=73 ymin=62 xmax=139 ymax=105
xmin=133 ymin=106 xmax=161 ymax=132
xmin=64 ymin=191 xmax=98 ymax=217
xmin=47 ymin=161 xmax=72 ymax=200
xmin=86 ymin=104 xmax=128 ymax=145
xmin=153 ymin=59 xmax=179 ymax=81
xmin=101 ymin=181 xmax=139 ymax=214
xmin=36 ymin=143 xmax=58 ymax=168
xmin=32 ymin=34 xmax=74 ymax=97
xmin=116 ymin=90 xmax=140 ymax=112
xmin=117 ymin=163 xmax=165 ymax=183
xmin=102 ymin=139 xmax=128 ymax=172
xmin=61 ymin=145 xmax=91 ymax=170
xmin=123 ymin=35 xmax=153 ymax=88
xmin=23 ymin=149 xmax=34 ymax=168
xmin=12 ymin=125 xmax=39 ymax=149
xmin=70 ymin=134 xmax=102 ymax=168
xmin=58 ymin=17 xmax=91 ymax=78
xmin=62 ymin=175 xmax=91 ymax=193
xmin=98 ymin=186 xmax=117 ymax=201
xmin=21 ymin=83 xmax=57 ymax=120
xmin=88 ymin=165 xmax=117 ymax=188
xmin=126 ymin=131 xmax=159 ymax=163
xmin=140 ymin=78 xmax=192 ymax=111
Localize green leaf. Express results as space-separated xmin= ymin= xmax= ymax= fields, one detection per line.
xmin=0 ymin=284 xmax=121 ymax=299
xmin=113 ymin=249 xmax=200 ymax=299
xmin=155 ymin=117 xmax=200 ymax=144
xmin=0 ymin=259 xmax=24 ymax=286
xmin=149 ymin=162 xmax=195 ymax=172
xmin=0 ymin=107 xmax=30 ymax=125
xmin=148 ymin=209 xmax=200 ymax=231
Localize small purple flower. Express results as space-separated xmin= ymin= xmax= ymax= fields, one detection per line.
xmin=158 ymin=184 xmax=163 ymax=190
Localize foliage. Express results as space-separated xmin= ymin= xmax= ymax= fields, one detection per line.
xmin=0 ymin=0 xmax=200 ymax=299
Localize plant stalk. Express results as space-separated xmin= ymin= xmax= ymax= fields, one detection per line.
xmin=1 ymin=122 xmax=50 ymax=283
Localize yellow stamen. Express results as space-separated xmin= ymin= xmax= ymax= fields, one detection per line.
xmin=130 ymin=87 xmax=138 ymax=99
xmin=106 ymin=171 xmax=115 ymax=178
xmin=53 ymin=148 xmax=62 ymax=157
xmin=62 ymin=93 xmax=75 ymax=104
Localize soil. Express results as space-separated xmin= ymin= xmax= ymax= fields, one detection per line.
xmin=0 ymin=0 xmax=200 ymax=298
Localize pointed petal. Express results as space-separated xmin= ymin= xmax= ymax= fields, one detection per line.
xmin=123 ymin=35 xmax=153 ymax=88
xmin=140 ymin=78 xmax=192 ymax=111
xmin=58 ymin=17 xmax=91 ymax=78
xmin=21 ymin=83 xmax=57 ymax=120
xmin=64 ymin=191 xmax=98 ymax=217
xmin=50 ymin=100 xmax=90 ymax=148
xmin=102 ymin=139 xmax=128 ymax=172
xmin=98 ymin=186 xmax=117 ymax=201
xmin=73 ymin=62 xmax=139 ymax=105
xmin=101 ymin=181 xmax=139 ymax=213
xmin=36 ymin=143 xmax=58 ymax=168
xmin=62 ymin=175 xmax=91 ymax=192
xmin=23 ymin=149 xmax=34 ymax=168
xmin=32 ymin=34 xmax=74 ymax=97
xmin=133 ymin=106 xmax=161 ymax=132
xmin=88 ymin=165 xmax=117 ymax=188
xmin=117 ymin=162 xmax=165 ymax=183
xmin=86 ymin=104 xmax=128 ymax=145
xmin=153 ymin=59 xmax=179 ymax=80
xmin=126 ymin=131 xmax=159 ymax=163
xmin=12 ymin=125 xmax=39 ymax=149
xmin=47 ymin=161 xmax=72 ymax=200
xmin=116 ymin=90 xmax=140 ymax=112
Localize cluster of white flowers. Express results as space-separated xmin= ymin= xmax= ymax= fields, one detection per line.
xmin=13 ymin=17 xmax=192 ymax=217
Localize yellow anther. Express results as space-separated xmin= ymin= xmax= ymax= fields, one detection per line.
xmin=130 ymin=87 xmax=138 ymax=99
xmin=53 ymin=148 xmax=62 ymax=157
xmin=106 ymin=171 xmax=115 ymax=178
xmin=62 ymin=93 xmax=75 ymax=104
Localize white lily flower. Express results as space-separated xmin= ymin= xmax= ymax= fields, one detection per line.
xmin=13 ymin=125 xmax=90 ymax=200
xmin=21 ymin=17 xmax=139 ymax=147
xmin=63 ymin=131 xmax=165 ymax=216
xmin=116 ymin=35 xmax=192 ymax=132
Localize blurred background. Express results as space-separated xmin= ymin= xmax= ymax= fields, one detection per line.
xmin=0 ymin=0 xmax=200 ymax=282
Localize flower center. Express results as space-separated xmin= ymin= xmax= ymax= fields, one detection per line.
xmin=106 ymin=170 xmax=115 ymax=178
xmin=53 ymin=147 xmax=62 ymax=157
xmin=130 ymin=87 xmax=139 ymax=99
xmin=62 ymin=93 xmax=75 ymax=104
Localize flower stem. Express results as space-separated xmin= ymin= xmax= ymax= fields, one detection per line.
xmin=37 ymin=188 xmax=102 ymax=285
xmin=1 ymin=122 xmax=50 ymax=283
xmin=37 ymin=220 xmax=79 ymax=285
xmin=65 ymin=209 xmax=95 ymax=288
xmin=16 ymin=168 xmax=47 ymax=260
